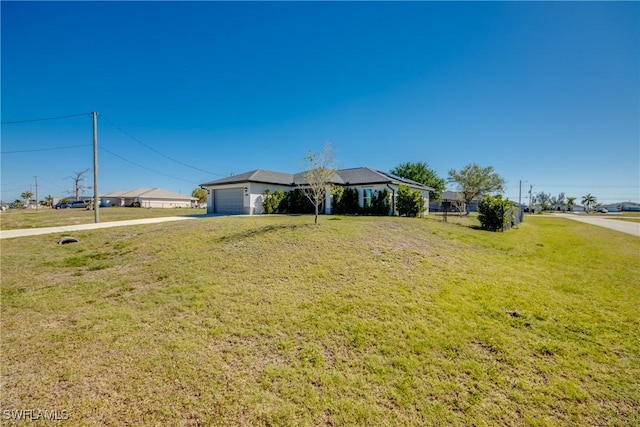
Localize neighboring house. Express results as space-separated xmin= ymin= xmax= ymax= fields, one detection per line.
xmin=601 ymin=202 xmax=640 ymax=212
xmin=100 ymin=188 xmax=197 ymax=208
xmin=200 ymin=167 xmax=433 ymax=215
xmin=429 ymin=191 xmax=480 ymax=213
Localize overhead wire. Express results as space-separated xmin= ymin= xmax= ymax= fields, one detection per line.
xmin=533 ymin=184 xmax=639 ymax=189
xmin=99 ymin=146 xmax=200 ymax=185
xmin=1 ymin=111 xmax=219 ymax=188
xmin=1 ymin=144 xmax=90 ymax=154
xmin=1 ymin=112 xmax=91 ymax=125
xmin=100 ymin=114 xmax=226 ymax=177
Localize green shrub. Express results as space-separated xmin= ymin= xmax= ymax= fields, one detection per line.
xmin=332 ymin=187 xmax=359 ymax=215
xmin=477 ymin=195 xmax=513 ymax=231
xmin=262 ymin=189 xmax=287 ymax=214
xmin=370 ymin=189 xmax=391 ymax=216
xmin=396 ymin=185 xmax=425 ymax=217
xmin=331 ymin=187 xmax=345 ymax=214
xmin=284 ymin=189 xmax=315 ymax=214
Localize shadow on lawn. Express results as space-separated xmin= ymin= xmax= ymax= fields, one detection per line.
xmin=214 ymin=223 xmax=311 ymax=243
xmin=444 ymin=221 xmax=495 ymax=233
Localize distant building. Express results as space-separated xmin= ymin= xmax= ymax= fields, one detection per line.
xmin=600 ymin=202 xmax=640 ymax=212
xmin=429 ymin=191 xmax=479 ymax=213
xmin=100 ymin=188 xmax=197 ymax=208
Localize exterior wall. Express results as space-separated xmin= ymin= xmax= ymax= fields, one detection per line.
xmin=382 ymin=184 xmax=429 ymax=215
xmin=324 ymin=187 xmax=332 ymax=214
xmin=419 ymin=189 xmax=430 ymax=215
xmin=141 ymin=199 xmax=193 ymax=208
xmin=204 ymin=182 xmax=430 ymax=216
xmin=206 ymin=189 xmax=214 ymax=214
xmin=204 ymin=183 xmax=250 ymax=214
xmin=247 ymin=183 xmax=292 ymax=214
xmin=100 ymin=197 xmax=193 ymax=208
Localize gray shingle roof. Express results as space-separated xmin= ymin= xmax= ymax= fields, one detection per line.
xmin=201 ymin=167 xmax=433 ymax=191
xmin=201 ymin=169 xmax=294 ymax=186
xmin=338 ymin=168 xmax=433 ymax=191
xmin=292 ymin=170 xmax=345 ymax=185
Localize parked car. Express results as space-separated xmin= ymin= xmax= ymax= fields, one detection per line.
xmin=54 ymin=201 xmax=71 ymax=209
xmin=55 ymin=200 xmax=87 ymax=209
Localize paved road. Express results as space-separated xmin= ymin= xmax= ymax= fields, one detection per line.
xmin=0 ymin=216 xmax=199 ymax=240
xmin=552 ymin=213 xmax=640 ymax=237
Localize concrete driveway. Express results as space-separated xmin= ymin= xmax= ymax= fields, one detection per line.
xmin=0 ymin=216 xmax=198 ymax=240
xmin=552 ymin=213 xmax=640 ymax=237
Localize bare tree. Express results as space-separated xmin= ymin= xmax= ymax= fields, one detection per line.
xmin=450 ymin=199 xmax=466 ymax=216
xmin=298 ymin=143 xmax=337 ymax=224
xmin=66 ymin=169 xmax=90 ymax=200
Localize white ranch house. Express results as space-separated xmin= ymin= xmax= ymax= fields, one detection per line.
xmin=100 ymin=188 xmax=197 ymax=208
xmin=200 ymin=167 xmax=433 ymax=215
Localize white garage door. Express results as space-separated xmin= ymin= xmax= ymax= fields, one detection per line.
xmin=214 ymin=188 xmax=244 ymax=214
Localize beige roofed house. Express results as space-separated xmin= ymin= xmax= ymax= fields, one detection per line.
xmin=100 ymin=188 xmax=197 ymax=208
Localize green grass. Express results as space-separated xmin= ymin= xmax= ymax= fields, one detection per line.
xmin=1 ymin=215 xmax=638 ymax=426
xmin=0 ymin=207 xmax=205 ymax=230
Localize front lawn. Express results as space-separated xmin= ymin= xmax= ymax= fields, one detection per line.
xmin=0 ymin=207 xmax=205 ymax=230
xmin=1 ymin=215 xmax=638 ymax=425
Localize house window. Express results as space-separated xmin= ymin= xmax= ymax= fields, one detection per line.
xmin=363 ymin=188 xmax=373 ymax=209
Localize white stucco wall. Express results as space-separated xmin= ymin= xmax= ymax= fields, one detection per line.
xmin=365 ymin=184 xmax=429 ymax=215
xmin=141 ymin=199 xmax=193 ymax=208
xmin=248 ymin=183 xmax=292 ymax=214
xmin=203 ymin=181 xmax=430 ymax=216
xmin=204 ymin=183 xmax=248 ymax=214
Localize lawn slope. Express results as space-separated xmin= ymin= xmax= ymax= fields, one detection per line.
xmin=1 ymin=215 xmax=638 ymax=426
xmin=0 ymin=207 xmax=204 ymax=230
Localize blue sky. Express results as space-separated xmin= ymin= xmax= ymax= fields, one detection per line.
xmin=2 ymin=1 xmax=638 ymax=205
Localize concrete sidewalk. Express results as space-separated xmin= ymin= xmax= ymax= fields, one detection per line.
xmin=0 ymin=216 xmax=198 ymax=240
xmin=552 ymin=213 xmax=640 ymax=237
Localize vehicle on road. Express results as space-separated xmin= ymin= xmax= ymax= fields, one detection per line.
xmin=54 ymin=201 xmax=71 ymax=209
xmin=54 ymin=200 xmax=87 ymax=209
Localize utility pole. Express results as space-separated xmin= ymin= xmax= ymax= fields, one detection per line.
xmin=92 ymin=111 xmax=99 ymax=223
xmin=528 ymin=185 xmax=533 ymax=212
xmin=34 ymin=176 xmax=38 ymax=211
xmin=518 ymin=180 xmax=522 ymax=208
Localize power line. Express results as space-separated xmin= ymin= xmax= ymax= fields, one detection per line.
xmin=99 ymin=146 xmax=200 ymax=185
xmin=1 ymin=144 xmax=90 ymax=154
xmin=1 ymin=112 xmax=91 ymax=125
xmin=38 ymin=177 xmax=70 ymax=191
xmin=100 ymin=115 xmax=225 ymax=177
xmin=0 ymin=187 xmax=32 ymax=194
xmin=533 ymin=185 xmax=639 ymax=188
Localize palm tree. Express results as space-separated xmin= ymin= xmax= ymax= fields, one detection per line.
xmin=565 ymin=196 xmax=576 ymax=212
xmin=535 ymin=192 xmax=551 ymax=211
xmin=555 ymin=192 xmax=565 ymax=211
xmin=581 ymin=194 xmax=597 ymax=213
xmin=45 ymin=195 xmax=54 ymax=207
xmin=20 ymin=191 xmax=33 ymax=207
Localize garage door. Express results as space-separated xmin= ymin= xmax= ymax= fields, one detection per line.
xmin=214 ymin=188 xmax=244 ymax=214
